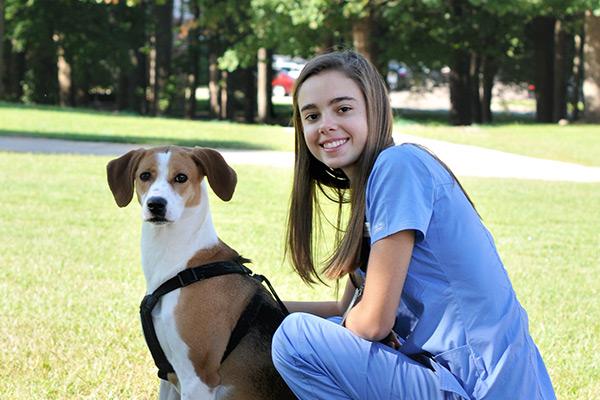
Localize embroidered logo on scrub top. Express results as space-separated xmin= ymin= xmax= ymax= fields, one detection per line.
xmin=373 ymin=222 xmax=385 ymax=235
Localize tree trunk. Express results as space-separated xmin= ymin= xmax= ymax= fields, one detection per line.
xmin=530 ymin=16 xmax=556 ymax=122
xmin=448 ymin=0 xmax=472 ymax=126
xmin=57 ymin=45 xmax=72 ymax=106
xmin=129 ymin=1 xmax=148 ymax=115
xmin=583 ymin=10 xmax=600 ymax=122
xmin=553 ymin=19 xmax=570 ymax=122
xmin=481 ymin=56 xmax=497 ymax=124
xmin=470 ymin=52 xmax=482 ymax=124
xmin=219 ymin=69 xmax=229 ymax=120
xmin=148 ymin=39 xmax=157 ymax=114
xmin=208 ymin=52 xmax=220 ymax=118
xmin=184 ymin=2 xmax=200 ymax=119
xmin=257 ymin=47 xmax=273 ymax=123
xmin=0 ymin=0 xmax=5 ymax=99
xmin=31 ymin=42 xmax=58 ymax=104
xmin=242 ymin=66 xmax=256 ymax=123
xmin=571 ymin=32 xmax=584 ymax=121
xmin=151 ymin=0 xmax=173 ymax=115
xmin=135 ymin=48 xmax=148 ymax=114
xmin=353 ymin=16 xmax=374 ymax=64
xmin=449 ymin=48 xmax=472 ymax=125
xmin=28 ymin=21 xmax=58 ymax=104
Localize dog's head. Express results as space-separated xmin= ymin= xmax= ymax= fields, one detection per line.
xmin=106 ymin=146 xmax=236 ymax=224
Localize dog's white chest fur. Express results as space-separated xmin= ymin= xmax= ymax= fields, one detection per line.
xmin=142 ymin=198 xmax=225 ymax=397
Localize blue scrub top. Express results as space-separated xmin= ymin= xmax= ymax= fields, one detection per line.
xmin=363 ymin=144 xmax=556 ymax=399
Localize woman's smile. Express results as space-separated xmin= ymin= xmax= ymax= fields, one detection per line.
xmin=321 ymin=137 xmax=350 ymax=151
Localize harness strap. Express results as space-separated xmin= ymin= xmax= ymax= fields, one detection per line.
xmin=139 ymin=259 xmax=287 ymax=381
xmin=251 ymin=273 xmax=289 ymax=315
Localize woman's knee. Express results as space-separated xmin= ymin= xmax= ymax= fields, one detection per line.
xmin=273 ymin=313 xmax=307 ymax=354
xmin=272 ymin=312 xmax=325 ymax=368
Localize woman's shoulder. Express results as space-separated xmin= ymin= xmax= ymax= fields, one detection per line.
xmin=374 ymin=143 xmax=431 ymax=170
xmin=373 ymin=143 xmax=452 ymax=183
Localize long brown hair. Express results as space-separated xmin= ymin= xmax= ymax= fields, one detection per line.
xmin=286 ymin=50 xmax=394 ymax=284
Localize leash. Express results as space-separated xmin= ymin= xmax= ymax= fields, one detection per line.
xmin=139 ymin=258 xmax=288 ymax=381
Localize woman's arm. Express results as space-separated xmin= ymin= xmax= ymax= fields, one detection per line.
xmin=284 ymin=277 xmax=357 ymax=318
xmin=344 ymin=229 xmax=414 ymax=341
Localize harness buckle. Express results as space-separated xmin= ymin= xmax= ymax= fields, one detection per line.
xmin=177 ymin=268 xmax=199 ymax=287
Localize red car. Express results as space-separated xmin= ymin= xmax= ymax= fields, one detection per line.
xmin=272 ymin=70 xmax=295 ymax=96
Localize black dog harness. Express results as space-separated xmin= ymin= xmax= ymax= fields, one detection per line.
xmin=139 ymin=259 xmax=289 ymax=381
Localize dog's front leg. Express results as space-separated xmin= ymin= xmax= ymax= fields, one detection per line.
xmin=159 ymin=380 xmax=180 ymax=400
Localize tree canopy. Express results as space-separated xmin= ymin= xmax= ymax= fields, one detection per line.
xmin=0 ymin=0 xmax=598 ymax=124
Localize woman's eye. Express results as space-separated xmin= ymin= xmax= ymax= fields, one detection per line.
xmin=339 ymin=106 xmax=352 ymax=113
xmin=304 ymin=113 xmax=318 ymax=121
xmin=139 ymin=172 xmax=151 ymax=181
xmin=174 ymin=173 xmax=188 ymax=183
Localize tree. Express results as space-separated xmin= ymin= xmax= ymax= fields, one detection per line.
xmin=382 ymin=0 xmax=531 ymax=125
xmin=529 ymin=16 xmax=556 ymax=122
xmin=583 ymin=9 xmax=600 ymax=122
xmin=0 ymin=0 xmax=5 ymax=99
xmin=197 ymin=0 xmax=254 ymax=120
xmin=10 ymin=0 xmax=61 ymax=104
xmin=184 ymin=1 xmax=201 ymax=119
xmin=257 ymin=47 xmax=273 ymax=123
xmin=148 ymin=0 xmax=173 ymax=116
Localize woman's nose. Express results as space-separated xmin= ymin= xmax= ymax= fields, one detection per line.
xmin=318 ymin=112 xmax=337 ymax=134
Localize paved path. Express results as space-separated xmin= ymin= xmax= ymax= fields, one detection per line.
xmin=1 ymin=134 xmax=599 ymax=183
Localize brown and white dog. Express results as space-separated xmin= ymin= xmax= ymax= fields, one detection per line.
xmin=106 ymin=146 xmax=295 ymax=400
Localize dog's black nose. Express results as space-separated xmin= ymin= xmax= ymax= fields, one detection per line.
xmin=147 ymin=197 xmax=167 ymax=217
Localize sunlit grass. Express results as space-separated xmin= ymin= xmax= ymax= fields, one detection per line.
xmin=0 ymin=151 xmax=598 ymax=399
xmin=0 ymin=102 xmax=294 ymax=151
xmin=397 ymin=122 xmax=600 ymax=167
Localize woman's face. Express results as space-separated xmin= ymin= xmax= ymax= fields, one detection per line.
xmin=297 ymin=70 xmax=368 ymax=182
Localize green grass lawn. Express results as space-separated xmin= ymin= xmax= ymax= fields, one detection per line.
xmin=0 ymin=151 xmax=598 ymax=399
xmin=0 ymin=102 xmax=295 ymax=152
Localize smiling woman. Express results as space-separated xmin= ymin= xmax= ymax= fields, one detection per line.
xmin=274 ymin=50 xmax=557 ymax=400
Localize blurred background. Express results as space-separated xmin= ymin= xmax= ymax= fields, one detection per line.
xmin=0 ymin=0 xmax=599 ymax=126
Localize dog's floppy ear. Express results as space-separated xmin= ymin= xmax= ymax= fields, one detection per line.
xmin=190 ymin=147 xmax=237 ymax=201
xmin=106 ymin=148 xmax=146 ymax=207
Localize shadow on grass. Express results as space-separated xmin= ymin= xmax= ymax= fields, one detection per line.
xmin=0 ymin=130 xmax=273 ymax=151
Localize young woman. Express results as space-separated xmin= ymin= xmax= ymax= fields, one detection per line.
xmin=271 ymin=50 xmax=556 ymax=399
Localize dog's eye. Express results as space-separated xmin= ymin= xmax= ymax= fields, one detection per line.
xmin=139 ymin=172 xmax=151 ymax=181
xmin=174 ymin=173 xmax=188 ymax=183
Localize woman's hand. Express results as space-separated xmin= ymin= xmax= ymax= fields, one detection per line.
xmin=284 ymin=274 xmax=361 ymax=318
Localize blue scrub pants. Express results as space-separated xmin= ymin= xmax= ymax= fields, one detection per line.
xmin=272 ymin=312 xmax=460 ymax=400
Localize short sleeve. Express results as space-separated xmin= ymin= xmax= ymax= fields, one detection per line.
xmin=366 ymin=145 xmax=435 ymax=244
